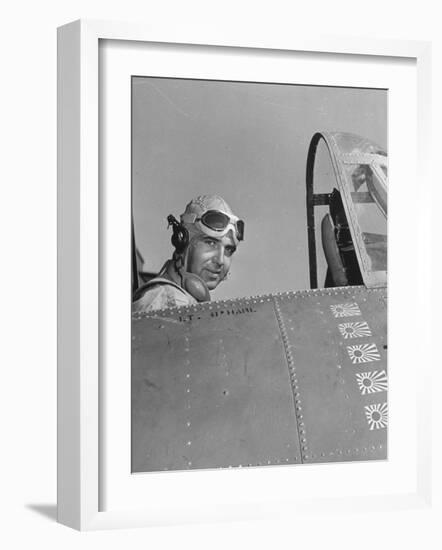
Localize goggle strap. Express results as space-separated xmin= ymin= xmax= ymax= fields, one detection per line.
xmin=181 ymin=213 xmax=198 ymax=224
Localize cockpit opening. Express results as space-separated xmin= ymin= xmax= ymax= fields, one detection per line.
xmin=306 ymin=132 xmax=387 ymax=290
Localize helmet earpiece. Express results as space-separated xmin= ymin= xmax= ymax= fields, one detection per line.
xmin=167 ymin=214 xmax=210 ymax=302
xmin=167 ymin=214 xmax=189 ymax=253
xmin=179 ymin=270 xmax=211 ymax=302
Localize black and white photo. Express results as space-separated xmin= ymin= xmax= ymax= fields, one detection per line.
xmin=131 ymin=77 xmax=388 ymax=473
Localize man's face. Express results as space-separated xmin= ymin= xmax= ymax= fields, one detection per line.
xmin=186 ymin=233 xmax=237 ymax=290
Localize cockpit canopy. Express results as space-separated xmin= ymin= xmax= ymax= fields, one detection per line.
xmin=306 ymin=132 xmax=387 ymax=289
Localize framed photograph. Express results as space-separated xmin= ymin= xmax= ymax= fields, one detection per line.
xmin=57 ymin=20 xmax=432 ymax=530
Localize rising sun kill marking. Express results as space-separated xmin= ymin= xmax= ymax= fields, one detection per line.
xmin=356 ymin=370 xmax=388 ymax=395
xmin=347 ymin=343 xmax=381 ymax=364
xmin=338 ymin=321 xmax=372 ymax=339
xmin=364 ymin=402 xmax=388 ymax=430
xmin=330 ymin=303 xmax=361 ymax=318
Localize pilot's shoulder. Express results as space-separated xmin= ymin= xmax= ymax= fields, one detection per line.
xmin=132 ymin=280 xmax=196 ymax=313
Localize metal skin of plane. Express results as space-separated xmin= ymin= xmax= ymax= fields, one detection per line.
xmin=131 ymin=132 xmax=388 ymax=473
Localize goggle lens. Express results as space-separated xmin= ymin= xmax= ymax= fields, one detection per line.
xmin=236 ymin=219 xmax=245 ymax=241
xmin=200 ymin=210 xmax=244 ymax=241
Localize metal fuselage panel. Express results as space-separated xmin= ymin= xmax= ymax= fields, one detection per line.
xmin=131 ymin=285 xmax=387 ymax=473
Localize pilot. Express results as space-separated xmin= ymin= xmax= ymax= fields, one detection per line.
xmin=132 ymin=194 xmax=244 ymax=313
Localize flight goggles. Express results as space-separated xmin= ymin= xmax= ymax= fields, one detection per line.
xmin=182 ymin=210 xmax=244 ymax=242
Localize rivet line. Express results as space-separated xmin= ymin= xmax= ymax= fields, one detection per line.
xmin=184 ymin=328 xmax=193 ymax=462
xmin=273 ymin=296 xmax=308 ymax=461
xmin=314 ymin=444 xmax=384 ymax=460
xmin=133 ymin=285 xmax=384 ymax=319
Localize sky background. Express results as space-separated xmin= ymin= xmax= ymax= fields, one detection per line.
xmin=132 ymin=77 xmax=387 ymax=300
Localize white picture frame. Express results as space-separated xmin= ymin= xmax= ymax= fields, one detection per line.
xmin=57 ymin=19 xmax=432 ymax=531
